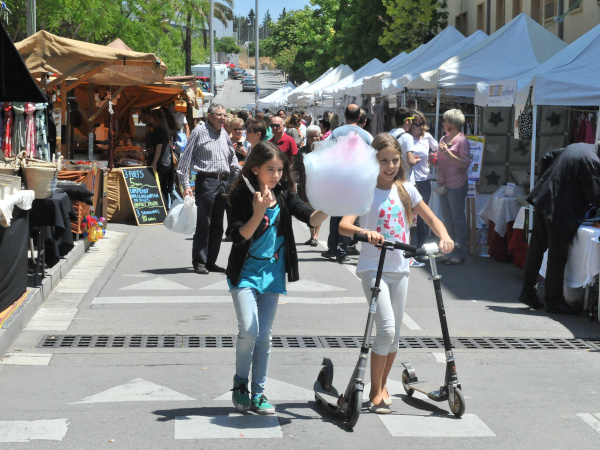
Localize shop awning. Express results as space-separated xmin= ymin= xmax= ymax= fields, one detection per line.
xmin=15 ymin=30 xmax=166 ymax=90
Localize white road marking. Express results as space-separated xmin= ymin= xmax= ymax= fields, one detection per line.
xmin=119 ymin=277 xmax=191 ymax=291
xmin=202 ymin=278 xmax=346 ymax=292
xmin=379 ymin=413 xmax=495 ymax=437
xmin=432 ymin=352 xmax=446 ymax=363
xmin=25 ymin=308 xmax=78 ymax=331
xmin=1 ymin=353 xmax=52 ymax=366
xmin=402 ymin=313 xmax=422 ymax=330
xmin=175 ymin=414 xmax=282 ymax=439
xmin=0 ymin=419 xmax=69 ymax=443
xmin=71 ymin=378 xmax=195 ymax=404
xmin=213 ymin=377 xmax=313 ymax=401
xmin=577 ymin=413 xmax=600 ymax=433
xmin=92 ymin=296 xmax=364 ymax=304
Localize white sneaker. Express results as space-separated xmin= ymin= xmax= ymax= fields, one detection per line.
xmin=409 ymin=257 xmax=426 ymax=268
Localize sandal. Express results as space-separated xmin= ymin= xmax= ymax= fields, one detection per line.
xmin=368 ymin=401 xmax=391 ymax=414
xmin=445 ymin=257 xmax=464 ymax=265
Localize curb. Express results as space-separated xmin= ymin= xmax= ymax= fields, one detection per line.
xmin=0 ymin=240 xmax=87 ymax=357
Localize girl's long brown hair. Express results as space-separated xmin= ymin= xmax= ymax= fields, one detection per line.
xmin=228 ymin=141 xmax=295 ymax=204
xmin=371 ymin=133 xmax=413 ymax=227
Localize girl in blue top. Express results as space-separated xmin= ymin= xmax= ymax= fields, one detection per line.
xmin=226 ymin=142 xmax=327 ymax=415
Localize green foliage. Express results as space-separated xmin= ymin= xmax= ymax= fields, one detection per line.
xmin=379 ymin=0 xmax=448 ymax=55
xmin=215 ymin=36 xmax=240 ymax=54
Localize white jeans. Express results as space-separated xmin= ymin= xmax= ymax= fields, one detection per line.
xmin=359 ymin=271 xmax=409 ymax=355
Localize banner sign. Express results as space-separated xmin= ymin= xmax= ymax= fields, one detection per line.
xmin=486 ymin=79 xmax=517 ymax=107
xmin=465 ymin=135 xmax=485 ymax=183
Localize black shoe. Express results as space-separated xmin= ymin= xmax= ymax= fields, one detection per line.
xmin=206 ymin=263 xmax=226 ymax=273
xmin=193 ymin=264 xmax=209 ymax=275
xmin=309 ymin=238 xmax=318 ymax=247
xmin=518 ymin=292 xmax=544 ymax=309
xmin=545 ymin=303 xmax=580 ymax=315
xmin=347 ymin=248 xmax=360 ymax=256
xmin=321 ymin=251 xmax=336 ymax=259
xmin=304 ymin=238 xmax=313 ymax=245
xmin=336 ymin=255 xmax=349 ymax=263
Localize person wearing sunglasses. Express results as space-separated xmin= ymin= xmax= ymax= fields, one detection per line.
xmin=390 ymin=107 xmax=420 ymax=185
xmin=408 ymin=111 xmax=439 ymax=267
xmin=230 ymin=118 xmax=249 ymax=162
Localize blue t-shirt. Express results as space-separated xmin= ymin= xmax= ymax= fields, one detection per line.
xmin=227 ymin=204 xmax=286 ymax=294
xmin=328 ymin=124 xmax=373 ymax=145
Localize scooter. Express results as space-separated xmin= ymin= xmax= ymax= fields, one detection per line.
xmin=313 ymin=234 xmax=430 ymax=429
xmin=400 ymin=243 xmax=465 ymax=417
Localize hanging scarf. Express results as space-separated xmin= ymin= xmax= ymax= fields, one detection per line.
xmin=2 ymin=103 xmax=13 ymax=157
xmin=34 ymin=103 xmax=49 ymax=161
xmin=0 ymin=102 xmax=3 ymax=151
xmin=11 ymin=102 xmax=27 ymax=153
xmin=24 ymin=103 xmax=37 ymax=157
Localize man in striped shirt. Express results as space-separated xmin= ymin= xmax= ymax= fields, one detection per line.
xmin=177 ymin=103 xmax=241 ymax=275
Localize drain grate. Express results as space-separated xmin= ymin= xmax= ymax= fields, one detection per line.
xmin=37 ymin=335 xmax=600 ymax=350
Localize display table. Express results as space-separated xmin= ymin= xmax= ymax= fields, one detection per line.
xmin=507 ymin=206 xmax=530 ymax=269
xmin=479 ymin=186 xmax=525 ymax=262
xmin=540 ymin=226 xmax=600 ymax=288
xmin=30 ymin=192 xmax=76 ymax=268
xmin=0 ymin=206 xmax=30 ymax=311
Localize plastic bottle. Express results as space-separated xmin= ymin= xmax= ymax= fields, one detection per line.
xmin=477 ymin=227 xmax=489 ymax=257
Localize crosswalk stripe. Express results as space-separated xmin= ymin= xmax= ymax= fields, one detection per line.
xmin=577 ymin=413 xmax=600 ymax=433
xmin=175 ymin=414 xmax=282 ymax=439
xmin=379 ymin=414 xmax=495 ymax=437
xmin=0 ymin=353 xmax=52 ymax=366
xmin=91 ymin=296 xmax=364 ymax=304
xmin=0 ymin=419 xmax=69 ymax=443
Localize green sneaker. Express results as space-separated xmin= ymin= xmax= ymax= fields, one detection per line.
xmin=250 ymin=394 xmax=275 ymax=415
xmin=231 ymin=375 xmax=250 ymax=411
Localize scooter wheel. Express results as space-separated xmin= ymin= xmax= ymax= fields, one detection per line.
xmin=345 ymin=383 xmax=363 ymax=429
xmin=402 ymin=370 xmax=414 ymax=396
xmin=450 ymin=387 xmax=466 ymax=417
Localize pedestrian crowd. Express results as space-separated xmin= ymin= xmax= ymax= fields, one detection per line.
xmin=157 ymin=99 xmax=599 ymax=416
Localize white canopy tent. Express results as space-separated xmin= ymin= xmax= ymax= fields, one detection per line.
xmin=314 ymin=58 xmax=384 ymax=103
xmin=256 ymin=82 xmax=296 ymax=109
xmin=273 ymin=81 xmax=310 ymax=108
xmin=289 ymin=65 xmax=354 ymax=106
xmin=342 ymin=51 xmax=408 ymax=99
xmin=406 ymin=14 xmax=566 ymax=96
xmin=390 ymin=30 xmax=488 ymax=96
xmin=365 ymin=26 xmax=465 ymax=96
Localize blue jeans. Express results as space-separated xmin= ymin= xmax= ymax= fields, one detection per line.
xmin=231 ymin=288 xmax=279 ymax=396
xmin=439 ymin=182 xmax=468 ymax=259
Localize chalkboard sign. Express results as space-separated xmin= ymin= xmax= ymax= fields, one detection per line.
xmin=122 ymin=167 xmax=167 ymax=225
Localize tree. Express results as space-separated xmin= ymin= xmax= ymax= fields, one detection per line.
xmin=215 ymin=36 xmax=240 ymax=54
xmin=379 ymin=0 xmax=448 ymax=55
xmin=262 ymin=10 xmax=273 ymax=39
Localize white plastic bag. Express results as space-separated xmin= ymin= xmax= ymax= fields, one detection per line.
xmin=163 ymin=195 xmax=196 ymax=234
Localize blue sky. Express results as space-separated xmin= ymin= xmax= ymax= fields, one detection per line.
xmin=233 ymin=1 xmax=313 ymax=21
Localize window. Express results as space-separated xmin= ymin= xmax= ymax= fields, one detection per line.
xmin=455 ymin=11 xmax=468 ymax=35
xmin=512 ymin=0 xmax=522 ymax=17
xmin=531 ymin=0 xmax=542 ymax=23
xmin=477 ymin=3 xmax=485 ymax=31
xmin=496 ymin=0 xmax=505 ymax=29
xmin=544 ymin=0 xmax=556 ymax=21
xmin=568 ymin=0 xmax=582 ymax=11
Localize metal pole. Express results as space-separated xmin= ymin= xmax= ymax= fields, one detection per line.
xmin=557 ymin=0 xmax=564 ymax=40
xmin=485 ymin=0 xmax=491 ymax=34
xmin=26 ymin=0 xmax=36 ymax=36
xmin=434 ymin=89 xmax=441 ymax=140
xmin=528 ymin=102 xmax=538 ymax=233
xmin=255 ymin=0 xmax=259 ymax=106
xmin=209 ymin=0 xmax=215 ymax=95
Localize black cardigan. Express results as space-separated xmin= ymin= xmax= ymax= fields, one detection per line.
xmin=226 ymin=185 xmax=314 ymax=287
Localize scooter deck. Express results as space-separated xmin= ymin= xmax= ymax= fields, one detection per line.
xmin=314 ymin=380 xmax=341 ymax=405
xmin=406 ymin=380 xmax=446 ymax=401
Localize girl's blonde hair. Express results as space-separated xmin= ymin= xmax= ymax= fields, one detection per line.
xmin=371 ymin=133 xmax=413 ymax=227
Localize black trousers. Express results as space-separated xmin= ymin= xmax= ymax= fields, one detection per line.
xmin=415 ymin=180 xmax=432 ymax=248
xmin=521 ymin=208 xmax=570 ymax=307
xmin=192 ymin=177 xmax=227 ymax=266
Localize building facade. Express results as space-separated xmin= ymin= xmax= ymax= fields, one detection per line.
xmin=446 ymin=0 xmax=600 ymax=43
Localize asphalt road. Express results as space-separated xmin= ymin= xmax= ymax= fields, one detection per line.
xmin=215 ymin=70 xmax=283 ymax=110
xmin=1 ymin=218 xmax=600 ymax=447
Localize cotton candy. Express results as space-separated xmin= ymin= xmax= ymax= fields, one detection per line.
xmin=304 ymin=133 xmax=379 ymax=216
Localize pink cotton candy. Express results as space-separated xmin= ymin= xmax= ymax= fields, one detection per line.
xmin=304 ymin=133 xmax=379 ymax=216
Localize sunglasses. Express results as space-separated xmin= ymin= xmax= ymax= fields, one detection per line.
xmin=413 ymin=122 xmax=425 ymax=127
xmin=233 ymin=128 xmax=243 ymax=131
xmin=271 ymin=124 xmax=282 ymax=128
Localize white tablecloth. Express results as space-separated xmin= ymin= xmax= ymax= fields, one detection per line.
xmin=540 ymin=226 xmax=600 ymax=288
xmin=0 ymin=190 xmax=35 ymax=227
xmin=478 ymin=185 xmax=525 ymax=237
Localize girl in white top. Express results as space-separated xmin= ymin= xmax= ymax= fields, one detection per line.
xmin=339 ymin=133 xmax=453 ymax=414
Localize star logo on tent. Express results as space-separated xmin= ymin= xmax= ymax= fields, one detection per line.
xmin=546 ymin=112 xmax=562 ymax=127
xmin=488 ymin=112 xmax=504 ymax=127
xmin=485 ymin=170 xmax=501 ymax=186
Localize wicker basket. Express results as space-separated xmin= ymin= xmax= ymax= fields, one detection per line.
xmin=0 ymin=151 xmax=25 ymax=176
xmin=22 ymin=155 xmax=63 ymax=199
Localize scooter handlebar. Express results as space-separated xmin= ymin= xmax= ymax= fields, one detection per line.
xmin=354 ymin=233 xmax=425 ymax=257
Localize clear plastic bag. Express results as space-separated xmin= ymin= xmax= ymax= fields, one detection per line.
xmin=163 ymin=195 xmax=196 ymax=234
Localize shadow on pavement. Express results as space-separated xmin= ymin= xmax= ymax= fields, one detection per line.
xmin=141 ymin=267 xmax=195 ymax=275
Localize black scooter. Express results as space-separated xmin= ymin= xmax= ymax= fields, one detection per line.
xmin=314 ymin=234 xmax=460 ymax=428
xmin=400 ymin=241 xmax=465 ymax=418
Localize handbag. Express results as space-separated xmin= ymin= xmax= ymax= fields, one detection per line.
xmin=434 ymin=184 xmax=447 ymax=195
xmin=518 ymin=86 xmax=534 ymax=140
